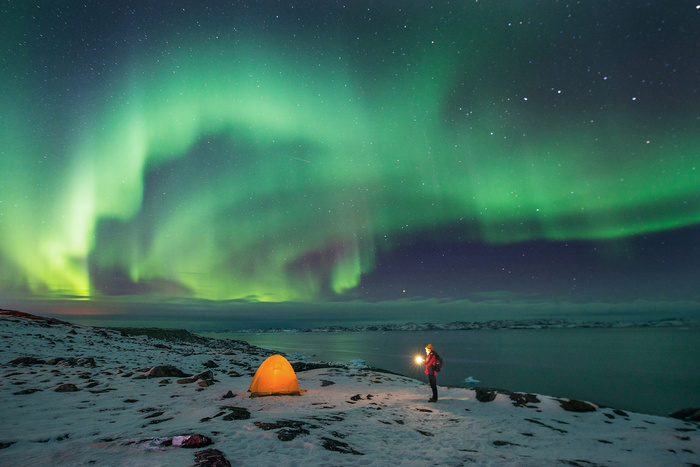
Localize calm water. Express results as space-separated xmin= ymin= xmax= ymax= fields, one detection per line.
xmin=200 ymin=328 xmax=700 ymax=416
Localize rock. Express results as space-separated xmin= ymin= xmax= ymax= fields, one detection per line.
xmin=255 ymin=422 xmax=278 ymax=430
xmin=55 ymin=383 xmax=79 ymax=392
xmin=320 ymin=437 xmax=364 ymax=455
xmin=524 ymin=418 xmax=568 ymax=434
xmin=474 ymin=387 xmax=539 ymax=407
xmin=494 ymin=440 xmax=521 ymax=447
xmin=254 ymin=420 xmax=319 ymax=441
xmin=227 ymin=370 xmax=242 ymax=377
xmin=144 ymin=417 xmax=173 ymax=426
xmin=194 ymin=448 xmax=231 ymax=467
xmin=222 ymin=390 xmax=235 ymax=399
xmin=559 ymin=399 xmax=597 ymax=412
xmin=222 ymin=407 xmax=250 ymax=420
xmin=197 ymin=380 xmax=212 ymax=388
xmin=669 ymin=407 xmax=700 ymax=422
xmin=41 ymin=357 xmax=96 ymax=368
xmin=145 ymin=365 xmax=190 ymax=378
xmin=277 ymin=427 xmax=309 ymax=441
xmin=292 ymin=362 xmax=344 ymax=372
xmin=76 ymin=357 xmax=97 ymax=367
xmin=9 ymin=356 xmax=45 ymax=366
xmin=177 ymin=370 xmax=214 ymax=384
xmin=13 ymin=388 xmax=41 ymax=395
xmin=509 ymin=392 xmax=540 ymax=407
xmin=181 ymin=434 xmax=213 ymax=448
xmin=203 ymin=360 xmax=218 ymax=368
xmin=475 ymin=387 xmax=497 ymax=402
xmin=114 ymin=327 xmax=209 ymax=343
xmin=0 ymin=441 xmax=16 ymax=450
xmin=45 ymin=357 xmax=66 ymax=365
xmin=143 ymin=411 xmax=166 ymax=419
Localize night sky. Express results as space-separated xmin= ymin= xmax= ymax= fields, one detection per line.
xmin=1 ymin=2 xmax=699 ymax=323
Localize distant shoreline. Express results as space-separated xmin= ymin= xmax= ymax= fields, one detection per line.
xmin=204 ymin=316 xmax=700 ymax=334
xmin=2 ymin=309 xmax=699 ymax=420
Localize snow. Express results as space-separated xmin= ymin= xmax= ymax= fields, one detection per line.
xmin=1 ymin=312 xmax=698 ymax=466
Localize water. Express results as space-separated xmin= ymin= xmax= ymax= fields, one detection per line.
xmin=199 ymin=327 xmax=700 ymax=417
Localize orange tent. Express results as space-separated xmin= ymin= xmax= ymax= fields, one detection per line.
xmin=248 ymin=355 xmax=306 ymax=397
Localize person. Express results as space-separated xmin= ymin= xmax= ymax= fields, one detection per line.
xmin=424 ymin=344 xmax=438 ymax=402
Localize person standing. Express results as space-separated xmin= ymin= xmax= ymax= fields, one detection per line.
xmin=424 ymin=344 xmax=438 ymax=402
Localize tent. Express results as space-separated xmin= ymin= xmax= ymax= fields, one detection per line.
xmin=248 ymin=354 xmax=306 ymax=397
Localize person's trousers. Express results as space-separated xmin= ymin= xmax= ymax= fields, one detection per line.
xmin=429 ymin=374 xmax=438 ymax=400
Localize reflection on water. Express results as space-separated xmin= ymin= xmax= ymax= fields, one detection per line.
xmin=200 ymin=328 xmax=700 ymax=416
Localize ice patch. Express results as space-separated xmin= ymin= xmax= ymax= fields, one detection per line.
xmin=464 ymin=376 xmax=481 ymax=384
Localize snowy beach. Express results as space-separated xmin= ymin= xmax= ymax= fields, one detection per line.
xmin=1 ymin=310 xmax=698 ymax=466
xmin=202 ymin=325 xmax=700 ymax=417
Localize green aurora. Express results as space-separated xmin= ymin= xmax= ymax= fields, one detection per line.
xmin=1 ymin=2 xmax=698 ymax=304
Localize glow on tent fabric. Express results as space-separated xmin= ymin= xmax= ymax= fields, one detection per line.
xmin=248 ymin=355 xmax=305 ymax=397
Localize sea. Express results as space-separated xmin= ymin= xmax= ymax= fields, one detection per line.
xmin=198 ymin=327 xmax=700 ymax=417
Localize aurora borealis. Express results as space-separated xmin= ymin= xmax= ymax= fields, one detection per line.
xmin=1 ymin=2 xmax=699 ymax=318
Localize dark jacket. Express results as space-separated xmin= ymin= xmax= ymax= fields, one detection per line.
xmin=424 ymin=352 xmax=437 ymax=376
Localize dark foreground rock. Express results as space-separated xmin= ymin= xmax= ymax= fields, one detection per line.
xmin=291 ymin=361 xmax=346 ymax=372
xmin=111 ymin=327 xmax=210 ymax=344
xmin=474 ymin=387 xmax=540 ymax=407
xmin=177 ymin=370 xmax=214 ymax=384
xmin=9 ymin=357 xmax=45 ymax=366
xmin=194 ymin=448 xmax=231 ymax=467
xmin=670 ymin=407 xmax=700 ymax=422
xmin=475 ymin=387 xmax=498 ymax=403
xmin=221 ymin=407 xmax=251 ymax=420
xmin=558 ymin=399 xmax=597 ymax=413
xmin=182 ymin=434 xmax=213 ymax=448
xmin=321 ymin=437 xmax=364 ymax=455
xmin=55 ymin=383 xmax=80 ymax=392
xmin=145 ymin=365 xmax=190 ymax=378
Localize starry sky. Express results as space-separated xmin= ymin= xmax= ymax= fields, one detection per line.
xmin=1 ymin=1 xmax=699 ymax=324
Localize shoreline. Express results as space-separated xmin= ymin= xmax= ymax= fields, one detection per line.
xmin=199 ymin=325 xmax=700 ymax=418
xmin=3 ymin=308 xmax=697 ymax=419
xmin=2 ymin=309 xmax=699 ymax=466
xmin=204 ymin=316 xmax=700 ymax=334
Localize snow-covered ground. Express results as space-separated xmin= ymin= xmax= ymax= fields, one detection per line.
xmin=1 ymin=310 xmax=698 ymax=466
